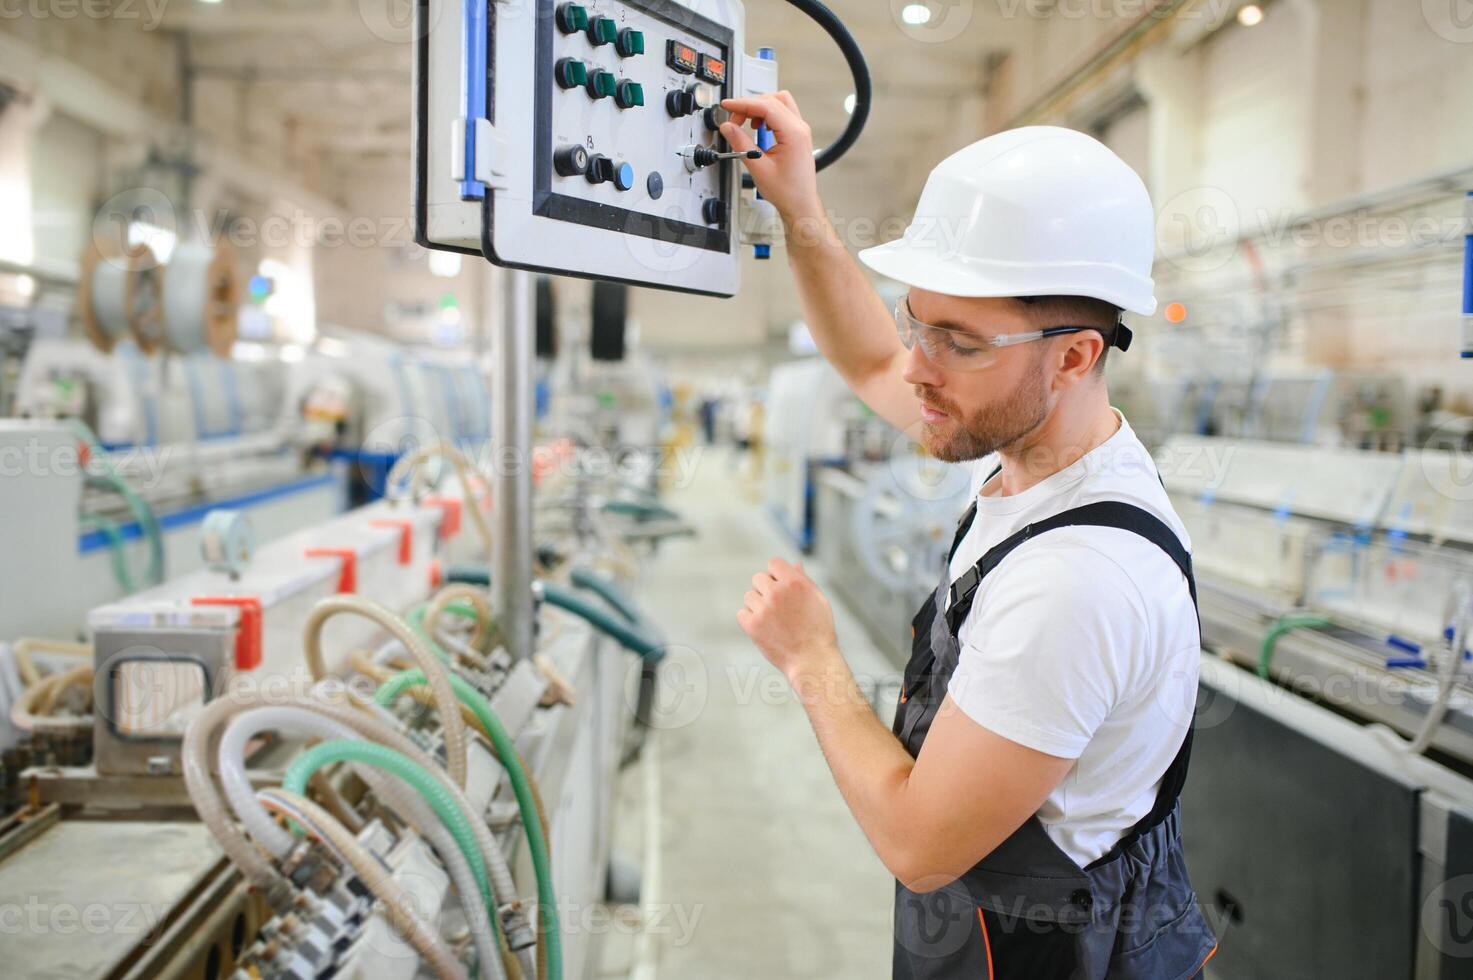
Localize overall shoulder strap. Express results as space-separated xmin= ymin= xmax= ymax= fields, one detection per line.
xmin=945 ymin=500 xmax=1197 ymax=633
xmin=936 ymin=496 xmax=1201 ymax=868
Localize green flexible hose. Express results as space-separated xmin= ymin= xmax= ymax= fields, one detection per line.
xmin=80 ymin=512 xmax=135 ymax=593
xmin=376 ymin=670 xmax=562 ymax=980
xmin=1258 ymin=614 xmax=1332 ymax=680
xmin=541 ymin=582 xmax=664 ymax=661
xmin=71 ymin=420 xmax=164 ymax=590
xmin=601 ymin=498 xmax=680 ymax=522
xmin=407 ymin=599 xmax=491 ymax=666
xmin=282 ymin=739 xmax=497 ymax=938
xmin=568 ymin=567 xmax=643 ymax=626
xmin=442 ymin=568 xmax=663 ymax=661
xmin=445 ymin=565 xmax=491 ymax=586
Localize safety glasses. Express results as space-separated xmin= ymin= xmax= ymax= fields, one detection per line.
xmin=893 ymin=294 xmax=1093 ymax=372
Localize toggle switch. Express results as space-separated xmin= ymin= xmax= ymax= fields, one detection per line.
xmin=680 ymin=144 xmax=763 ymax=172
xmin=586 ymin=154 xmax=615 ymax=184
xmin=555 ymin=2 xmax=588 ymax=34
xmin=587 ymin=69 xmax=617 ymax=100
xmin=615 ymin=80 xmax=645 ymax=109
xmin=666 ymin=89 xmax=696 ymax=118
xmin=616 ymin=28 xmax=645 ymax=58
xmin=587 ymin=15 xmax=618 ymax=46
xmin=555 ymin=58 xmax=588 ymax=90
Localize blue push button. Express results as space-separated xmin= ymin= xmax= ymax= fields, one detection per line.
xmin=614 ymin=162 xmax=636 ymax=191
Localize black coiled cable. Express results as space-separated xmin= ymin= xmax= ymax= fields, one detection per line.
xmin=741 ymin=0 xmax=872 ymax=188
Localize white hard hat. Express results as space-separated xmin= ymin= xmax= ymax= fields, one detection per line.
xmin=859 ymin=126 xmax=1158 ymax=318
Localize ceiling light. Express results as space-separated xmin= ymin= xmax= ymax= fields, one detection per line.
xmin=901 ymin=4 xmax=932 ymax=26
xmin=1237 ymin=4 xmax=1264 ymax=26
xmin=843 ymin=93 xmax=857 ymax=115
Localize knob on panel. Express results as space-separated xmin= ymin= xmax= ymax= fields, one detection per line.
xmin=588 ymin=16 xmax=618 ymax=46
xmin=555 ymin=58 xmax=588 ymax=90
xmin=587 ymin=70 xmax=617 ymax=100
xmin=555 ymin=3 xmax=588 ymax=34
xmin=586 ymin=154 xmax=616 ymax=184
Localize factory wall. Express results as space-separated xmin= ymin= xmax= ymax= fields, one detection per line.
xmin=0 ymin=16 xmax=468 ymax=349
xmin=980 ymin=0 xmax=1473 ymax=410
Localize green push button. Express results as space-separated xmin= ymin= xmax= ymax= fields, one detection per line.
xmin=617 ymin=28 xmax=646 ymax=58
xmin=587 ymin=70 xmax=618 ymax=100
xmin=588 ymin=16 xmax=618 ymax=46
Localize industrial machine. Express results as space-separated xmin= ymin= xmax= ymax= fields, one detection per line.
xmin=0 ymin=3 xmax=870 ymax=979
xmin=414 ymin=0 xmax=869 ymax=297
xmin=1155 ymin=433 xmax=1473 ymax=980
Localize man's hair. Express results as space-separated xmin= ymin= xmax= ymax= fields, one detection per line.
xmin=1016 ymin=295 xmax=1122 ymax=374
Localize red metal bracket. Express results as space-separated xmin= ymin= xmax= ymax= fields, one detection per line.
xmin=370 ymin=518 xmax=415 ymax=565
xmin=424 ymin=497 xmax=462 ymax=541
xmin=305 ymin=547 xmax=358 ymax=594
xmin=191 ymin=596 xmax=264 ymax=671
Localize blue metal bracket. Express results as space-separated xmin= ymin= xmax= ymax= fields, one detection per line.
xmin=752 ymin=46 xmax=776 ymax=260
xmin=460 ymin=0 xmax=488 ymax=201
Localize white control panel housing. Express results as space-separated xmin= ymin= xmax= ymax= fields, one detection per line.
xmin=415 ymin=0 xmax=755 ymax=297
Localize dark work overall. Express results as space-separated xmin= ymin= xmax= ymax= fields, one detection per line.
xmin=891 ymin=496 xmax=1218 ymax=980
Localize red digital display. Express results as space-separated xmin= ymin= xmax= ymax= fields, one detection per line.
xmin=667 ymin=40 xmax=698 ymax=74
xmin=699 ymin=55 xmax=727 ymax=85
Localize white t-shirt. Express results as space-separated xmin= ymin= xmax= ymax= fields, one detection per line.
xmin=944 ymin=412 xmax=1199 ymax=867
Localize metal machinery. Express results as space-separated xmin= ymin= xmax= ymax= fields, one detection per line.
xmin=1158 ymin=432 xmax=1473 ymax=979
xmin=1 ymin=334 xmax=505 ymax=641
xmin=0 ymin=443 xmax=689 ymax=979
xmin=1 ymin=2 xmax=871 ymax=978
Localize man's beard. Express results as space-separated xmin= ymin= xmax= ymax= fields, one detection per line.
xmin=916 ymin=365 xmax=1049 ymax=463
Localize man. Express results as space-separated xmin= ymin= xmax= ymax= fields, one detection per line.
xmin=724 ymin=93 xmax=1218 ymax=979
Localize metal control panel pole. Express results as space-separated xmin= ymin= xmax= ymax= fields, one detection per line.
xmin=493 ymin=268 xmax=535 ymax=660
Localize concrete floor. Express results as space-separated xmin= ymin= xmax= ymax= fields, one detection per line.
xmin=598 ymin=448 xmax=900 ymax=980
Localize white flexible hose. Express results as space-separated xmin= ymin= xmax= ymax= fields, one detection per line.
xmin=302 ymin=595 xmax=470 ymax=790
xmin=257 ymin=788 xmax=467 ymax=980
xmin=182 ymin=695 xmax=288 ymax=896
xmin=386 ymin=441 xmax=495 ymax=554
xmin=216 ymin=707 xmax=505 ymax=980
xmin=184 ymin=688 xmax=521 ymax=953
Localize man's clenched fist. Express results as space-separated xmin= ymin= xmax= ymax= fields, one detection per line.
xmin=737 ymin=558 xmax=840 ymax=681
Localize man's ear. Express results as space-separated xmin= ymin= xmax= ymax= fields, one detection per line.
xmin=1055 ymin=332 xmax=1105 ymax=387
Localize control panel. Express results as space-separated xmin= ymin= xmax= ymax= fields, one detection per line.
xmin=415 ymin=0 xmax=773 ymax=297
